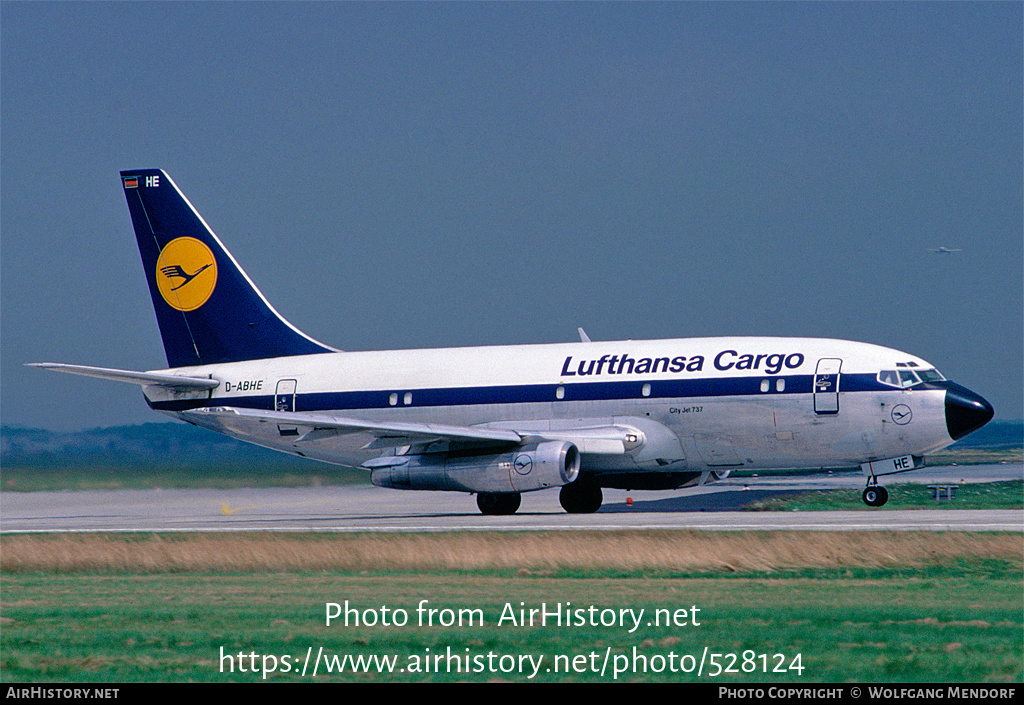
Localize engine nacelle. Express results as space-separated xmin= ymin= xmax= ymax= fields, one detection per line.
xmin=371 ymin=441 xmax=580 ymax=494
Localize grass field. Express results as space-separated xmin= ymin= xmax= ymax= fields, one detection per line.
xmin=0 ymin=462 xmax=366 ymax=493
xmin=748 ymin=479 xmax=1022 ymax=512
xmin=1 ymin=531 xmax=1021 ymax=683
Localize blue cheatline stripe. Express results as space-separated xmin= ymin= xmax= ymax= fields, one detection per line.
xmin=150 ymin=372 xmax=889 ymax=413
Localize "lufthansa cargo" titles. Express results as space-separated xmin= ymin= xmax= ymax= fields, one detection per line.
xmin=559 ymin=351 xmax=805 ymax=377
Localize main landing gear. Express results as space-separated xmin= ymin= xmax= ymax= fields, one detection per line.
xmin=475 ymin=482 xmax=605 ymax=515
xmin=476 ymin=492 xmax=522 ymax=515
xmin=559 ymin=482 xmax=603 ymax=514
xmin=862 ymin=481 xmax=889 ymax=507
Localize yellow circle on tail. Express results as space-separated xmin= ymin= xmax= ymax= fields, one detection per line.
xmin=156 ymin=237 xmax=218 ymax=311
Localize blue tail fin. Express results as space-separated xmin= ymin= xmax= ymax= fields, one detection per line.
xmin=121 ymin=169 xmax=336 ymax=368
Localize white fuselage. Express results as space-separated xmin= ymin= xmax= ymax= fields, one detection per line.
xmin=144 ymin=336 xmax=957 ymax=486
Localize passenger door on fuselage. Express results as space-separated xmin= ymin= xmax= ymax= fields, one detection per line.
xmin=813 ymin=358 xmax=842 ymax=415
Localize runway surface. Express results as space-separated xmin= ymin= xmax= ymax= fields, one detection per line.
xmin=1 ymin=463 xmax=1020 ymax=533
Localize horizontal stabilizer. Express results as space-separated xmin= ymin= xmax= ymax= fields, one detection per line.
xmin=27 ymin=363 xmax=219 ymax=390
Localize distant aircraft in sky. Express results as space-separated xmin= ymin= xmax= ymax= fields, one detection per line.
xmin=30 ymin=170 xmax=994 ymax=513
xmin=929 ymin=247 xmax=963 ymax=254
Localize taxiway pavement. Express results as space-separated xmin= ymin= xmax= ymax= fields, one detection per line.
xmin=1 ymin=463 xmax=1019 ymax=533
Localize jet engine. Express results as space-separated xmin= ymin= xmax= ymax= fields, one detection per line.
xmin=370 ymin=441 xmax=580 ymax=494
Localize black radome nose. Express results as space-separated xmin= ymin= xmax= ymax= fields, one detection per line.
xmin=944 ymin=382 xmax=995 ymax=441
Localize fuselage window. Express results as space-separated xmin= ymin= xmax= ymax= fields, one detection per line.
xmin=760 ymin=379 xmax=770 ymax=393
xmin=776 ymin=378 xmax=785 ymax=392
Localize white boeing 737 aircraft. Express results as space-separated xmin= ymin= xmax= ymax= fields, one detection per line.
xmin=31 ymin=170 xmax=994 ymax=514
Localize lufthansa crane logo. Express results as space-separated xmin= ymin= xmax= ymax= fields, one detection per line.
xmin=156 ymin=237 xmax=217 ymax=311
xmin=513 ymin=454 xmax=533 ymax=475
xmin=891 ymin=404 xmax=913 ymax=425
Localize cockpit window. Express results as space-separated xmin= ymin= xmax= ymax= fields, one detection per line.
xmin=878 ymin=370 xmax=901 ymax=387
xmin=878 ymin=368 xmax=943 ymax=388
xmin=898 ymin=370 xmax=920 ymax=387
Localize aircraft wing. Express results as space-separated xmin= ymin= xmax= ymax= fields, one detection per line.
xmin=179 ymin=407 xmax=524 ymax=449
xmin=179 ymin=407 xmax=647 ymax=456
xmin=27 ymin=363 xmax=220 ymax=390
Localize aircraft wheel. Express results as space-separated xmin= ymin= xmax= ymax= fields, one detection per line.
xmin=875 ymin=486 xmax=889 ymax=506
xmin=477 ymin=492 xmax=521 ymax=515
xmin=559 ymin=483 xmax=603 ymax=514
xmin=862 ymin=486 xmax=888 ymax=507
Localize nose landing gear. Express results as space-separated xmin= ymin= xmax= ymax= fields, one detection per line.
xmin=862 ymin=482 xmax=889 ymax=507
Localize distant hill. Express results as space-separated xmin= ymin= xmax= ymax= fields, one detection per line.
xmin=948 ymin=420 xmax=1022 ymax=449
xmin=1 ymin=422 xmax=316 ymax=469
xmin=4 ymin=419 xmax=1020 ymax=465
xmin=1 ymin=422 xmax=364 ymax=491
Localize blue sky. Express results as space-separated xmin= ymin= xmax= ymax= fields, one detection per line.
xmin=2 ymin=2 xmax=1021 ymax=430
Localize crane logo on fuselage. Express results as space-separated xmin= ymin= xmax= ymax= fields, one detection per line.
xmin=155 ymin=237 xmax=218 ymax=312
xmin=891 ymin=404 xmax=913 ymax=425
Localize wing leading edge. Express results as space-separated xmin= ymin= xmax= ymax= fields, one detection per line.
xmin=180 ymin=406 xmax=524 ymax=451
xmin=178 ymin=407 xmax=656 ymax=461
